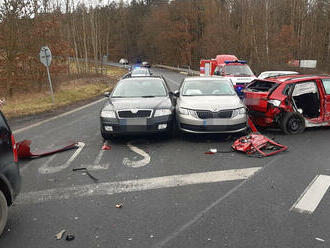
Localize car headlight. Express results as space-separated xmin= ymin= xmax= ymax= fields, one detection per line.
xmin=179 ymin=107 xmax=189 ymax=115
xmin=100 ymin=110 xmax=116 ymax=118
xmin=268 ymin=99 xmax=281 ymax=107
xmin=154 ymin=109 xmax=172 ymax=117
xmin=178 ymin=107 xmax=197 ymax=118
xmin=232 ymin=107 xmax=246 ymax=117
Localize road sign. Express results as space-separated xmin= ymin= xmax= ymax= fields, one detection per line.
xmin=40 ymin=46 xmax=52 ymax=67
xmin=300 ymin=60 xmax=317 ymax=68
xmin=40 ymin=46 xmax=54 ymax=103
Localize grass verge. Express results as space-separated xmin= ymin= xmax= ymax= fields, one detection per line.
xmin=2 ymin=66 xmax=126 ymax=119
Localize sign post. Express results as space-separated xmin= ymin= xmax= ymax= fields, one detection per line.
xmin=40 ymin=46 xmax=54 ymax=103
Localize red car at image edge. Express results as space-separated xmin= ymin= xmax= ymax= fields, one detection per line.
xmin=243 ymin=75 xmax=330 ymax=134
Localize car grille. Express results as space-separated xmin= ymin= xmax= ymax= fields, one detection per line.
xmin=117 ymin=110 xmax=152 ymax=118
xmin=196 ymin=110 xmax=233 ymax=119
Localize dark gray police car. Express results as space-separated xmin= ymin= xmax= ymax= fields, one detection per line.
xmin=0 ymin=110 xmax=21 ymax=235
xmin=100 ymin=76 xmax=175 ymax=139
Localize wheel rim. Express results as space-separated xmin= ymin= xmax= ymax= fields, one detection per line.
xmin=288 ymin=117 xmax=301 ymax=132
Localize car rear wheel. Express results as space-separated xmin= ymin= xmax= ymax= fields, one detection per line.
xmin=0 ymin=190 xmax=8 ymax=236
xmin=281 ymin=112 xmax=305 ymax=134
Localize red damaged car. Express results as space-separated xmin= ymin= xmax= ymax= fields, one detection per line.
xmin=244 ymin=75 xmax=330 ymax=134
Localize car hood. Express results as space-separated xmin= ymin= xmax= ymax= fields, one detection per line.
xmin=179 ymin=96 xmax=243 ymax=111
xmin=104 ymin=97 xmax=172 ymax=111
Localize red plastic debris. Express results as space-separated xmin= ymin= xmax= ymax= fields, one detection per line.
xmin=232 ymin=134 xmax=288 ymax=157
xmin=102 ymin=144 xmax=111 ymax=150
xmin=16 ymin=140 xmax=78 ymax=159
xmin=204 ymin=151 xmax=215 ymax=155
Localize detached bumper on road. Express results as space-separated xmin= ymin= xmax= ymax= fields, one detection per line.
xmin=100 ymin=115 xmax=173 ymax=135
xmin=177 ymin=114 xmax=247 ymax=133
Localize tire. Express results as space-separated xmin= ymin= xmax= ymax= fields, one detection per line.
xmin=281 ymin=112 xmax=305 ymax=134
xmin=0 ymin=190 xmax=8 ymax=236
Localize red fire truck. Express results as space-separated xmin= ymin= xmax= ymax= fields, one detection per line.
xmin=200 ymin=55 xmax=256 ymax=96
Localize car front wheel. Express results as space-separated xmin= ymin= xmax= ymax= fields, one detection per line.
xmin=281 ymin=112 xmax=305 ymax=134
xmin=0 ymin=190 xmax=8 ymax=236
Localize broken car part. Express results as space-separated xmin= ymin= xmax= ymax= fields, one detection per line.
xmin=17 ymin=140 xmax=78 ymax=159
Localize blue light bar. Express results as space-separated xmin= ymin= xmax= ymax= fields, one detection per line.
xmin=224 ymin=60 xmax=247 ymax=64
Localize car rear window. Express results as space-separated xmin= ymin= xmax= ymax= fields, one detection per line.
xmin=246 ymin=80 xmax=278 ymax=92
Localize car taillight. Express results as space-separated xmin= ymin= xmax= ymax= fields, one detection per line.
xmin=11 ymin=134 xmax=18 ymax=163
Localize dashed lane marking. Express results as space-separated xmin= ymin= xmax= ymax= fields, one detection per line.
xmin=290 ymin=175 xmax=330 ymax=214
xmin=38 ymin=142 xmax=85 ymax=174
xmin=17 ymin=167 xmax=261 ymax=205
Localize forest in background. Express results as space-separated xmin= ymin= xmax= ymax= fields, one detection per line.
xmin=1 ymin=0 xmax=330 ymax=96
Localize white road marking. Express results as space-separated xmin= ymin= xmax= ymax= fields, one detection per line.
xmin=38 ymin=142 xmax=85 ymax=174
xmin=154 ymin=156 xmax=281 ymax=248
xmin=290 ymin=175 xmax=330 ymax=214
xmin=80 ymin=142 xmax=110 ymax=170
xmin=17 ymin=167 xmax=261 ymax=205
xmin=123 ymin=141 xmax=151 ymax=168
xmin=13 ymin=98 xmax=105 ymax=134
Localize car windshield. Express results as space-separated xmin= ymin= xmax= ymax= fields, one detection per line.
xmin=182 ymin=80 xmax=236 ymax=96
xmin=131 ymin=69 xmax=150 ymax=76
xmin=224 ymin=65 xmax=254 ymax=76
xmin=112 ymin=78 xmax=167 ymax=97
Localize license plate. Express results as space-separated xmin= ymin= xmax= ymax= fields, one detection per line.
xmin=120 ymin=119 xmax=147 ymax=125
xmin=203 ymin=119 xmax=215 ymax=125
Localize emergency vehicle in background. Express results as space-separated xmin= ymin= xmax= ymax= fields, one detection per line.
xmin=200 ymin=55 xmax=256 ymax=96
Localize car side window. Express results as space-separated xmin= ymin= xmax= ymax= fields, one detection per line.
xmin=321 ymin=79 xmax=330 ymax=94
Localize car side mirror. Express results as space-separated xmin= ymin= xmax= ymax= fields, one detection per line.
xmin=104 ymin=92 xmax=110 ymax=98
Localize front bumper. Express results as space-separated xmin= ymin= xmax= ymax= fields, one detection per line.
xmin=100 ymin=115 xmax=173 ymax=135
xmin=177 ymin=113 xmax=247 ymax=133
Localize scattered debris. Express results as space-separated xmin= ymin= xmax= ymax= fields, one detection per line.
xmin=116 ymin=203 xmax=123 ymax=208
xmin=231 ymin=118 xmax=288 ymax=157
xmin=204 ymin=151 xmax=215 ymax=155
xmin=315 ymin=237 xmax=325 ymax=242
xmin=232 ymin=133 xmax=288 ymax=157
xmin=73 ymin=167 xmax=99 ymax=182
xmin=150 ymin=235 xmax=154 ymax=238
xmin=55 ymin=229 xmax=66 ymax=240
xmin=74 ymin=217 xmax=79 ymax=220
xmin=128 ymin=238 xmax=133 ymax=241
xmin=102 ymin=144 xmax=111 ymax=150
xmin=209 ymin=148 xmax=217 ymax=153
xmin=65 ymin=234 xmax=75 ymax=241
xmin=17 ymin=140 xmax=78 ymax=159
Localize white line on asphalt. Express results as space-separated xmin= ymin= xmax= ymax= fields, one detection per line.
xmin=16 ymin=167 xmax=261 ymax=205
xmin=13 ymin=98 xmax=105 ymax=134
xmin=81 ymin=141 xmax=110 ymax=170
xmin=38 ymin=142 xmax=85 ymax=174
xmin=153 ymin=156 xmax=281 ymax=248
xmin=290 ymin=175 xmax=330 ymax=214
xmin=122 ymin=141 xmax=151 ymax=168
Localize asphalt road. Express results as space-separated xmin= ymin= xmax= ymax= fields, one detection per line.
xmin=1 ymin=68 xmax=330 ymax=248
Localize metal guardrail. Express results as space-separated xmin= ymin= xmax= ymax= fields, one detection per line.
xmin=154 ymin=64 xmax=199 ymax=76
